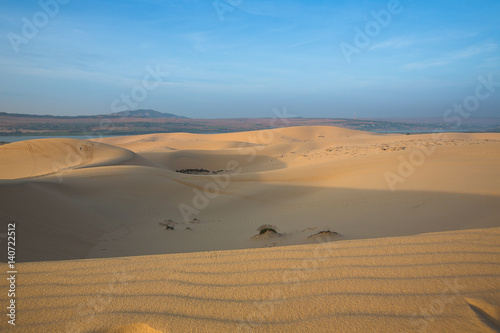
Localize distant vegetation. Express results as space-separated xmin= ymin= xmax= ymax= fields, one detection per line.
xmin=257 ymin=224 xmax=279 ymax=234
xmin=159 ymin=219 xmax=175 ymax=230
xmin=1 ymin=110 xmax=499 ymax=136
xmin=176 ymin=168 xmax=231 ymax=175
xmin=307 ymin=230 xmax=339 ymax=239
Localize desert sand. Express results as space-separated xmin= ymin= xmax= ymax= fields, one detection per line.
xmin=1 ymin=228 xmax=500 ymax=332
xmin=0 ymin=126 xmax=499 ymax=332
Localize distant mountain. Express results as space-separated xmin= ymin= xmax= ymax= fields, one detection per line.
xmin=108 ymin=109 xmax=188 ymax=119
xmin=0 ymin=110 xmax=188 ymax=119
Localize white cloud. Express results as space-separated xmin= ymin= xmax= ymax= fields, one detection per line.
xmin=369 ymin=38 xmax=412 ymax=50
xmin=402 ymin=42 xmax=497 ymax=70
xmin=448 ymin=43 xmax=497 ymax=59
xmin=287 ymin=37 xmax=324 ymax=48
xmin=402 ymin=60 xmax=449 ymax=70
xmin=183 ymin=32 xmax=210 ymax=52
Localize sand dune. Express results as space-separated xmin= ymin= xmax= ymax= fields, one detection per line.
xmin=0 ymin=138 xmax=134 ymax=180
xmin=0 ymin=126 xmax=499 ymax=331
xmin=0 ymin=127 xmax=499 ymax=261
xmin=1 ymin=227 xmax=499 ymax=332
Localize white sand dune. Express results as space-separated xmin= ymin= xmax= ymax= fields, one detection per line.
xmin=0 ymin=126 xmax=499 ymax=331
xmin=1 ymin=227 xmax=499 ymax=332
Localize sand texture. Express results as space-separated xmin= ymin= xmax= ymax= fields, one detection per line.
xmin=1 ymin=227 xmax=499 ymax=332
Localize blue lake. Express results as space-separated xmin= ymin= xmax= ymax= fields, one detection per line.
xmin=0 ymin=135 xmax=126 ymax=143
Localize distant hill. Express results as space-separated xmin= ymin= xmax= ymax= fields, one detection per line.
xmin=0 ymin=109 xmax=188 ymax=119
xmin=107 ymin=109 xmax=188 ymax=119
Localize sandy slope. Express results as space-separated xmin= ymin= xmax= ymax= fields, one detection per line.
xmin=1 ymin=227 xmax=499 ymax=332
xmin=0 ymin=126 xmax=499 ymax=261
xmin=0 ymin=138 xmax=134 ymax=180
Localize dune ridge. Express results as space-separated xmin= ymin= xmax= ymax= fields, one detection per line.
xmin=0 ymin=138 xmax=134 ymax=180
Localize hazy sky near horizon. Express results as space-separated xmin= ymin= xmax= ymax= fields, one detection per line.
xmin=1 ymin=0 xmax=499 ymax=119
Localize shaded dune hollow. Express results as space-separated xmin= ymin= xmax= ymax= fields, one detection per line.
xmin=161 ymin=149 xmax=287 ymax=174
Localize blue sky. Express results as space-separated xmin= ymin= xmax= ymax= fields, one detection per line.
xmin=0 ymin=0 xmax=499 ymax=118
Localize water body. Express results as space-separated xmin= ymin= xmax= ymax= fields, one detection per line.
xmin=0 ymin=135 xmax=125 ymax=143
xmin=372 ymin=129 xmax=472 ymax=134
